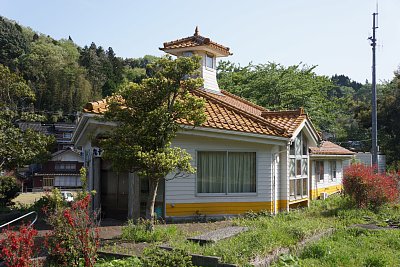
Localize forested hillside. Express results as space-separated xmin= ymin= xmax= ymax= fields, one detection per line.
xmin=0 ymin=16 xmax=157 ymax=121
xmin=1 ymin=16 xmax=400 ymax=167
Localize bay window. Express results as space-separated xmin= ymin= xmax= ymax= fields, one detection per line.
xmin=197 ymin=151 xmax=256 ymax=194
xmin=289 ymin=132 xmax=308 ymax=200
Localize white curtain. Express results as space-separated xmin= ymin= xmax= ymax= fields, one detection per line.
xmin=197 ymin=151 xmax=226 ymax=193
xmin=228 ymin=152 xmax=256 ymax=193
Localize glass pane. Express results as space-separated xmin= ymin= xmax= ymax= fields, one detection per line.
xmin=197 ymin=151 xmax=226 ymax=193
xmin=318 ymin=161 xmax=324 ymax=181
xmin=302 ymin=159 xmax=308 ymax=176
xmin=295 ymin=135 xmax=301 ymax=156
xmin=302 ymin=134 xmax=307 ymax=155
xmin=206 ymin=54 xmax=214 ymax=68
xmin=296 ymin=179 xmax=302 ymax=196
xmin=303 ymin=178 xmax=308 ymax=196
xmin=290 ymin=180 xmax=295 ymax=196
xmin=289 ymin=159 xmax=295 ymax=177
xmin=290 ymin=142 xmax=295 ymax=155
xmin=330 ymin=161 xmax=336 ymax=180
xmin=296 ymin=160 xmax=301 ymax=176
xmin=228 ymin=152 xmax=256 ymax=193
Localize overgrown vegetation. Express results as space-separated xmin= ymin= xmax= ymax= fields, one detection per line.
xmin=95 ymin=247 xmax=195 ymax=267
xmin=159 ymin=195 xmax=399 ymax=266
xmin=286 ymin=227 xmax=400 ymax=267
xmin=122 ymin=219 xmax=181 ymax=243
xmin=343 ymin=163 xmax=399 ymax=209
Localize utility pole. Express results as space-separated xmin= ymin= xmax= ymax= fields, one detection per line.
xmin=368 ymin=12 xmax=378 ymax=167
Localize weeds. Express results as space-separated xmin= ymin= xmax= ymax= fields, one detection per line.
xmin=121 ymin=219 xmax=181 ymax=243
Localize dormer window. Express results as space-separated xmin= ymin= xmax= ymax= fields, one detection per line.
xmin=206 ymin=54 xmax=214 ymax=69
xmin=182 ymin=51 xmax=193 ymax=57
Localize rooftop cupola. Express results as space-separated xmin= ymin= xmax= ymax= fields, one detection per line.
xmin=160 ymin=27 xmax=232 ymax=94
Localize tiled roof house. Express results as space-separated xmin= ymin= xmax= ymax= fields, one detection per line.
xmin=73 ymin=28 xmax=354 ymax=220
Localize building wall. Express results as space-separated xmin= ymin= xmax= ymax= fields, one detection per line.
xmin=165 ymin=134 xmax=277 ymax=217
xmin=310 ymin=159 xmax=343 ymax=199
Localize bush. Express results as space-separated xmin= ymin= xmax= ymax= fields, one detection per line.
xmin=0 ymin=224 xmax=38 ymax=267
xmin=31 ymin=188 xmax=65 ymax=213
xmin=343 ymin=164 xmax=399 ymax=209
xmin=142 ymin=247 xmax=193 ymax=267
xmin=45 ymin=194 xmax=99 ymax=266
xmin=0 ymin=176 xmax=20 ymax=206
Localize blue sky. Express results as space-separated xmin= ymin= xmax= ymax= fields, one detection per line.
xmin=2 ymin=0 xmax=399 ymax=83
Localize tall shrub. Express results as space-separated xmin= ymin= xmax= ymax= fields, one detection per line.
xmin=343 ymin=164 xmax=399 ymax=209
xmin=45 ymin=194 xmax=99 ymax=266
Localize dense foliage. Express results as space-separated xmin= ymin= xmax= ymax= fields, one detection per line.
xmin=0 ymin=16 xmax=157 ymax=117
xmin=0 ymin=176 xmax=20 ymax=206
xmin=0 ymin=64 xmax=54 ymax=171
xmin=0 ymin=224 xmax=38 ymax=267
xmin=343 ymin=164 xmax=399 ymax=209
xmin=217 ymin=62 xmax=336 ymax=133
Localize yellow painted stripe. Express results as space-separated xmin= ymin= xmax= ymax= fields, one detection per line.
xmin=310 ymin=185 xmax=342 ymax=200
xmin=166 ymin=201 xmax=288 ymax=216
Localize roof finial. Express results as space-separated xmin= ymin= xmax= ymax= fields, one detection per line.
xmin=194 ymin=26 xmax=199 ymax=36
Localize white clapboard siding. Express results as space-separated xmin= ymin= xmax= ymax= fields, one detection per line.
xmin=166 ymin=134 xmax=273 ymax=204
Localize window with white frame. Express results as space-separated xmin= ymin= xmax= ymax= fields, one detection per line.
xmin=197 ymin=151 xmax=256 ymax=194
xmin=289 ymin=132 xmax=308 ymax=200
xmin=315 ymin=161 xmax=324 ymax=182
xmin=329 ymin=161 xmax=337 ymax=181
xmin=205 ymin=54 xmax=214 ymax=69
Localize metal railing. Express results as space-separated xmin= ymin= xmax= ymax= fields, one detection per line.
xmin=0 ymin=211 xmax=38 ymax=230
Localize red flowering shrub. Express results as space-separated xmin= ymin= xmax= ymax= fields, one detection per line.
xmin=0 ymin=224 xmax=38 ymax=267
xmin=45 ymin=194 xmax=99 ymax=266
xmin=343 ymin=163 xmax=399 ymax=209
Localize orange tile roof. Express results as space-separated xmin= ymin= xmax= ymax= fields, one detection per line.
xmin=160 ymin=27 xmax=232 ymax=56
xmin=261 ymin=109 xmax=307 ymax=136
xmin=309 ymin=141 xmax=355 ymax=155
xmin=82 ymin=89 xmax=317 ymax=139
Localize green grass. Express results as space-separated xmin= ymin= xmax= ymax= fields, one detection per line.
xmin=295 ymin=228 xmax=400 ymax=266
xmin=107 ymin=196 xmax=400 ymax=266
xmin=167 ymin=196 xmax=400 ymax=266
xmin=121 ymin=219 xmax=182 ymax=243
xmin=95 ymin=257 xmax=142 ymax=267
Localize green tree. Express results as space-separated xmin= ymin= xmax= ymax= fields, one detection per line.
xmin=217 ymin=61 xmax=336 ymax=133
xmin=20 ymin=38 xmax=92 ymax=113
xmin=0 ymin=64 xmax=54 ymax=170
xmin=376 ymin=71 xmax=400 ymax=165
xmin=101 ymin=56 xmax=206 ymax=225
xmin=0 ymin=176 xmax=21 ymax=206
xmin=0 ymin=16 xmax=29 ymax=68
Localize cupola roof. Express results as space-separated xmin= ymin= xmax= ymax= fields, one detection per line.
xmin=159 ymin=27 xmax=232 ymax=57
